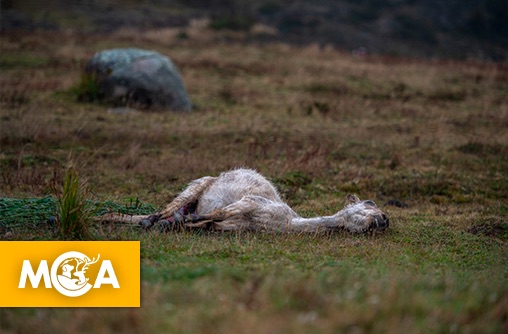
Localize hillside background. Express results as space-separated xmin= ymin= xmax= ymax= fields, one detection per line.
xmin=1 ymin=0 xmax=507 ymax=61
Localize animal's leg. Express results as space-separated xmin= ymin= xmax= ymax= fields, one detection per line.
xmin=144 ymin=176 xmax=217 ymax=228
xmin=95 ymin=213 xmax=150 ymax=225
xmin=186 ymin=196 xmax=258 ymax=227
xmin=159 ymin=176 xmax=217 ymax=218
xmin=97 ymin=177 xmax=216 ymax=229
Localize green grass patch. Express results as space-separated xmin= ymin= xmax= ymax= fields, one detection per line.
xmin=0 ymin=197 xmax=156 ymax=226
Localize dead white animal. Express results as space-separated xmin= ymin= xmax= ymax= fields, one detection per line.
xmin=101 ymin=168 xmax=389 ymax=233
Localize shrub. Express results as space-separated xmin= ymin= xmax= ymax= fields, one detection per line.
xmin=56 ymin=167 xmax=93 ymax=240
xmin=75 ymin=72 xmax=101 ymax=102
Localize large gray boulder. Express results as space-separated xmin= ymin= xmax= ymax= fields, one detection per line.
xmin=84 ymin=48 xmax=192 ymax=111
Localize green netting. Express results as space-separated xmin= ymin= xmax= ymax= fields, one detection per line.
xmin=0 ymin=197 xmax=157 ymax=226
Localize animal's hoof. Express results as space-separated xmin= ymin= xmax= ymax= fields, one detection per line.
xmin=148 ymin=214 xmax=162 ymax=224
xmin=159 ymin=220 xmax=173 ymax=233
xmin=139 ymin=219 xmax=152 ymax=230
xmin=174 ymin=212 xmax=184 ymax=224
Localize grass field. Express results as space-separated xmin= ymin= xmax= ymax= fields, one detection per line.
xmin=1 ymin=28 xmax=507 ymax=333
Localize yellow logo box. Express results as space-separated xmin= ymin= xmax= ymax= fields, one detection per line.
xmin=0 ymin=241 xmax=140 ymax=307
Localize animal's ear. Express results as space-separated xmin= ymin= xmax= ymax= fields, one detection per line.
xmin=346 ymin=194 xmax=361 ymax=204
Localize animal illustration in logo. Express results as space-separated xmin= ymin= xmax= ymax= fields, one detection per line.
xmin=56 ymin=254 xmax=100 ymax=291
xmin=50 ymin=251 xmax=100 ymax=297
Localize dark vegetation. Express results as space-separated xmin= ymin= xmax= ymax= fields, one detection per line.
xmin=1 ymin=0 xmax=507 ymax=60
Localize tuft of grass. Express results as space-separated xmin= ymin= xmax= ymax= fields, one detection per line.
xmin=74 ymin=72 xmax=102 ymax=102
xmin=55 ymin=167 xmax=93 ymax=240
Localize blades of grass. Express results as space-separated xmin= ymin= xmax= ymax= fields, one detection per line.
xmin=56 ymin=167 xmax=92 ymax=240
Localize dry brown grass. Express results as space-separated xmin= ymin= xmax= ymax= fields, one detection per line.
xmin=0 ymin=29 xmax=507 ymax=333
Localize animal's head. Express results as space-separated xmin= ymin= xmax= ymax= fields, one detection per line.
xmin=340 ymin=194 xmax=389 ymax=233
